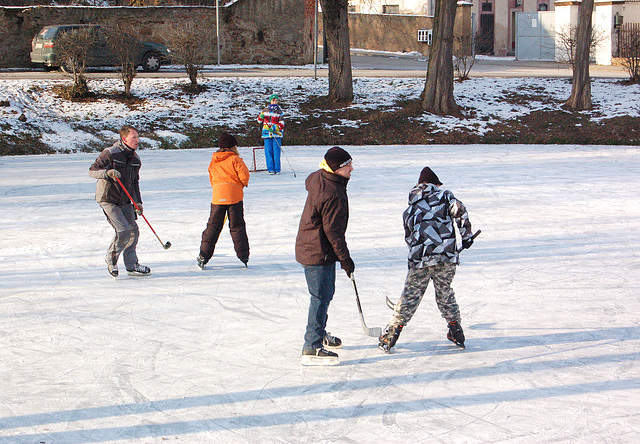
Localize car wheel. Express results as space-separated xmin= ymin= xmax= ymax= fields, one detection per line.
xmin=42 ymin=64 xmax=56 ymax=72
xmin=142 ymin=52 xmax=162 ymax=72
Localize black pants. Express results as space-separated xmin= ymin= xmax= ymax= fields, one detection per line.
xmin=199 ymin=201 xmax=249 ymax=263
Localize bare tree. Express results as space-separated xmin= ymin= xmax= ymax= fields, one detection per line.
xmin=618 ymin=24 xmax=640 ymax=83
xmin=421 ymin=0 xmax=458 ymax=114
xmin=55 ymin=27 xmax=93 ymax=98
xmin=320 ymin=0 xmax=353 ymax=102
xmin=556 ymin=24 xmax=604 ymax=69
xmin=105 ymin=26 xmax=140 ymax=97
xmin=453 ymin=30 xmax=475 ymax=81
xmin=167 ymin=23 xmax=213 ymax=91
xmin=565 ymin=0 xmax=594 ymax=111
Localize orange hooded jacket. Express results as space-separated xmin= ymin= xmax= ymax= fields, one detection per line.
xmin=208 ymin=150 xmax=250 ymax=205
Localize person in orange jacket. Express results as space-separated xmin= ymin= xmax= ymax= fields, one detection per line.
xmin=197 ymin=132 xmax=250 ymax=269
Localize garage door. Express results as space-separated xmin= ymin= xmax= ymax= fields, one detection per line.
xmin=516 ymin=11 xmax=555 ymax=61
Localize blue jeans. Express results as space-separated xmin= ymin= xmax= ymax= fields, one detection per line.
xmin=263 ymin=138 xmax=281 ymax=173
xmin=302 ymin=263 xmax=336 ymax=352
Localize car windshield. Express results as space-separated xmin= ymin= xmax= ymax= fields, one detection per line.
xmin=40 ymin=27 xmax=59 ymax=40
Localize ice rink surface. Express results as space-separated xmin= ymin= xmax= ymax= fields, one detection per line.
xmin=1 ymin=144 xmax=639 ymax=443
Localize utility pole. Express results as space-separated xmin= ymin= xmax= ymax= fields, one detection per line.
xmin=313 ymin=0 xmax=318 ymax=79
xmin=216 ymin=0 xmax=221 ymax=65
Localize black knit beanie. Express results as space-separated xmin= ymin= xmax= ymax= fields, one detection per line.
xmin=418 ymin=167 xmax=442 ymax=186
xmin=219 ymin=132 xmax=238 ymax=149
xmin=324 ymin=146 xmax=352 ymax=172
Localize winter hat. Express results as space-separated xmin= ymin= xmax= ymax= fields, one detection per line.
xmin=418 ymin=167 xmax=442 ymax=186
xmin=324 ymin=147 xmax=352 ymax=172
xmin=219 ymin=132 xmax=237 ymax=149
xmin=268 ymin=94 xmax=280 ymax=101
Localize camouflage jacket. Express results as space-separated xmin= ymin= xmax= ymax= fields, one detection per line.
xmin=403 ymin=183 xmax=472 ymax=268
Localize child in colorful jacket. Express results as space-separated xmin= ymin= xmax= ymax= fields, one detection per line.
xmin=257 ymin=94 xmax=285 ymax=174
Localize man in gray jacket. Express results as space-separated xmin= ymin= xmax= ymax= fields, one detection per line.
xmin=89 ymin=125 xmax=150 ymax=278
xmin=295 ymin=147 xmax=355 ymax=366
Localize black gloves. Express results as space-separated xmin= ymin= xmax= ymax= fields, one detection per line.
xmin=462 ymin=238 xmax=474 ymax=250
xmin=340 ymin=258 xmax=355 ymax=277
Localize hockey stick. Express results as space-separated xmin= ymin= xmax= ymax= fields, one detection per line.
xmin=115 ymin=177 xmax=171 ymax=250
xmin=273 ymin=136 xmax=296 ymax=178
xmin=385 ymin=229 xmax=482 ymax=309
xmin=350 ymin=273 xmax=382 ymax=338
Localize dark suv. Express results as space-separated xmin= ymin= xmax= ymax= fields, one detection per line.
xmin=30 ymin=24 xmax=171 ymax=72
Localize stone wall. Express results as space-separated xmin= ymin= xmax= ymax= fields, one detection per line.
xmin=0 ymin=0 xmax=312 ymax=68
xmin=335 ymin=5 xmax=472 ymax=56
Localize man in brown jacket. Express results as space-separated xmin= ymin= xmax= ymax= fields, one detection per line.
xmin=295 ymin=147 xmax=355 ymax=366
xmin=197 ymin=132 xmax=250 ymax=269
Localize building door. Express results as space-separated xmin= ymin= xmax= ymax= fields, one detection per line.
xmin=478 ymin=14 xmax=495 ymax=54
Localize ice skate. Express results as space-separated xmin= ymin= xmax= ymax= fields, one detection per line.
xmin=323 ymin=332 xmax=342 ymax=349
xmin=126 ymin=263 xmax=151 ymax=277
xmin=301 ymin=348 xmax=339 ymax=366
xmin=447 ymin=321 xmax=465 ymax=348
xmin=105 ymin=259 xmax=118 ymax=278
xmin=378 ymin=324 xmax=403 ymax=353
xmin=197 ymin=255 xmax=207 ymax=270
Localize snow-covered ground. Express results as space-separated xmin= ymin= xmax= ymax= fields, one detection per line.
xmin=1 ymin=76 xmax=639 ymax=151
xmin=1 ymin=144 xmax=639 ymax=443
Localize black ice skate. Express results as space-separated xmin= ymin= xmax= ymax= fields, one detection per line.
xmin=323 ymin=332 xmax=342 ymax=349
xmin=197 ymin=255 xmax=207 ymax=270
xmin=447 ymin=321 xmax=465 ymax=348
xmin=301 ymin=348 xmax=339 ymax=366
xmin=378 ymin=324 xmax=403 ymax=353
xmin=126 ymin=263 xmax=151 ymax=277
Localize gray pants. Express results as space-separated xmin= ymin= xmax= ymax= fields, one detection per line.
xmin=390 ymin=262 xmax=460 ymax=328
xmin=100 ymin=202 xmax=139 ymax=270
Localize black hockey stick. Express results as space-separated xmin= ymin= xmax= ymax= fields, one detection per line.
xmin=386 ymin=229 xmax=482 ymax=310
xmin=350 ymin=273 xmax=382 ymax=338
xmin=273 ymin=136 xmax=296 ymax=178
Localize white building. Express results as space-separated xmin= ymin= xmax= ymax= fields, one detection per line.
xmin=348 ymin=0 xmax=553 ymax=55
xmin=348 ymin=0 xmax=640 ymax=64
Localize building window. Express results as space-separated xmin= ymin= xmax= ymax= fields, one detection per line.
xmin=538 ymin=2 xmax=549 ymax=11
xmin=382 ymin=5 xmax=400 ymax=14
xmin=418 ymin=29 xmax=433 ymax=45
xmin=481 ymin=2 xmax=493 ymax=13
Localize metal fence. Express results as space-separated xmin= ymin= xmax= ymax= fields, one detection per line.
xmin=618 ymin=23 xmax=640 ymax=58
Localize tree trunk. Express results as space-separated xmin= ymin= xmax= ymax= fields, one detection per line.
xmin=320 ymin=0 xmax=353 ymax=103
xmin=421 ymin=0 xmax=458 ymax=115
xmin=123 ymin=64 xmax=136 ymax=97
xmin=187 ymin=64 xmax=198 ymax=88
xmin=565 ymin=0 xmax=594 ymax=110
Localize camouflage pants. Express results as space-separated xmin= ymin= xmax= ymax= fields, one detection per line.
xmin=389 ymin=262 xmax=460 ymax=328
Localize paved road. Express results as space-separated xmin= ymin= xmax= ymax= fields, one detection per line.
xmin=0 ymin=50 xmax=628 ymax=79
